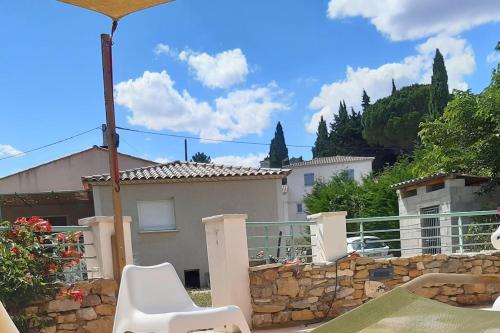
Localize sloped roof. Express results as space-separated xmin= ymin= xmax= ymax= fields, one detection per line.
xmin=83 ymin=161 xmax=291 ymax=184
xmin=288 ymin=156 xmax=374 ymax=168
xmin=0 ymin=146 xmax=155 ymax=180
xmin=390 ymin=172 xmax=491 ymax=190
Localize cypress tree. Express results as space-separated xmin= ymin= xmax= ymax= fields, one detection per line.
xmin=362 ymin=90 xmax=371 ymax=112
xmin=268 ymin=122 xmax=289 ymax=168
xmin=429 ymin=48 xmax=449 ymax=117
xmin=312 ymin=116 xmax=330 ymax=158
xmin=391 ymin=79 xmax=397 ymax=95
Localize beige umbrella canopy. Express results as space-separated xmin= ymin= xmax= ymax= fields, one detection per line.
xmin=59 ymin=0 xmax=174 ymax=21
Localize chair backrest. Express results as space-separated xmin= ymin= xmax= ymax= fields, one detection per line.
xmin=120 ymin=263 xmax=195 ymax=314
xmin=0 ymin=301 xmax=19 ymax=333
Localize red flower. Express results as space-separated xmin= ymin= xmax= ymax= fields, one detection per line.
xmin=69 ymin=289 xmax=84 ymax=304
xmin=10 ymin=246 xmax=20 ymax=256
xmin=33 ymin=220 xmax=52 ymax=233
xmin=14 ymin=217 xmax=28 ymax=225
xmin=57 ymin=233 xmax=65 ymax=242
xmin=48 ymin=263 xmax=58 ymax=274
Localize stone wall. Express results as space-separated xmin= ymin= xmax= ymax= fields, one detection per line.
xmin=249 ymin=252 xmax=500 ymax=328
xmin=24 ymin=279 xmax=117 ymax=333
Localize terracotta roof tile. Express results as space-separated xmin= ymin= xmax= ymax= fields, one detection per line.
xmin=83 ymin=161 xmax=290 ymax=183
xmin=288 ymin=156 xmax=374 ymax=168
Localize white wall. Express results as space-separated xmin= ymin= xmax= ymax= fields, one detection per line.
xmin=0 ymin=147 xmax=154 ymax=194
xmin=286 ymin=160 xmax=373 ymax=221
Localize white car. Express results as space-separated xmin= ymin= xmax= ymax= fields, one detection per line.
xmin=347 ymin=236 xmax=391 ymax=258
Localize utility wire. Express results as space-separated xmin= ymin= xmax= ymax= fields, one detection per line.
xmin=0 ymin=127 xmax=101 ymax=162
xmin=116 ymin=126 xmax=314 ymax=148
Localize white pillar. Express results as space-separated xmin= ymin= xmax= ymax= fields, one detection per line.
xmin=78 ymin=216 xmax=133 ymax=279
xmin=203 ymin=214 xmax=252 ymax=331
xmin=308 ymin=211 xmax=347 ymax=263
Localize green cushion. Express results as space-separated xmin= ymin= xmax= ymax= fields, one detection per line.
xmin=313 ymin=288 xmax=500 ymax=333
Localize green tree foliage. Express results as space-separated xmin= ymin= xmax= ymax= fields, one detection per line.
xmin=312 ymin=116 xmax=330 ymax=158
xmin=191 ymin=152 xmax=211 ymax=163
xmin=269 ymin=122 xmax=289 ymax=168
xmin=362 ymin=84 xmax=431 ymax=151
xmin=303 ymin=159 xmax=416 ymax=246
xmin=392 ymin=79 xmax=397 ymax=95
xmin=428 ymin=49 xmax=450 ymax=118
xmin=415 ymin=69 xmax=500 ymax=186
xmin=329 ymin=101 xmax=371 ymax=156
xmin=289 ymin=156 xmax=304 ymax=164
xmin=362 ymin=90 xmax=371 ymax=112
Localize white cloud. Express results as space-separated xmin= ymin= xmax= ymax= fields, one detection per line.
xmin=487 ymin=51 xmax=500 ymax=64
xmin=327 ymin=0 xmax=500 ymax=41
xmin=154 ymin=43 xmax=177 ymax=57
xmin=307 ymin=35 xmax=475 ymax=132
xmin=212 ymin=153 xmax=267 ymax=168
xmin=115 ymin=71 xmax=287 ymax=141
xmin=154 ymin=157 xmax=170 ymax=164
xmin=0 ymin=144 xmax=22 ymax=158
xmin=179 ymin=48 xmax=249 ymax=89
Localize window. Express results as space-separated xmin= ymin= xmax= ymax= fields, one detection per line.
xmin=296 ymin=203 xmax=303 ymax=213
xmin=137 ymin=199 xmax=176 ymax=232
xmin=346 ymin=169 xmax=355 ymax=180
xmin=401 ymin=189 xmax=417 ymax=198
xmin=304 ymin=173 xmax=314 ymax=186
xmin=426 ymin=182 xmax=445 ymax=192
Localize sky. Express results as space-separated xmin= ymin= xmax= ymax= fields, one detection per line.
xmin=0 ymin=0 xmax=499 ymax=176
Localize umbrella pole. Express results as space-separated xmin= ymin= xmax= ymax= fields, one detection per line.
xmin=101 ymin=33 xmax=126 ymax=281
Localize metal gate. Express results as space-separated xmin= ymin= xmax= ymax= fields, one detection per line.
xmin=420 ymin=206 xmax=441 ymax=254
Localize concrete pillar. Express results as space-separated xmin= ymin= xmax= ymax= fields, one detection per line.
xmin=203 ymin=214 xmax=252 ymax=331
xmin=78 ymin=216 xmax=133 ymax=279
xmin=308 ymin=211 xmax=347 ymax=263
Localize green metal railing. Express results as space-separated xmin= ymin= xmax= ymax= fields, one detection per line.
xmin=346 ymin=210 xmax=499 ymax=257
xmin=0 ymin=225 xmax=98 ymax=282
xmin=246 ymin=221 xmax=316 ymax=263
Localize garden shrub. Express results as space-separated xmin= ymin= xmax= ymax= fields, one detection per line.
xmin=0 ymin=217 xmax=83 ymax=332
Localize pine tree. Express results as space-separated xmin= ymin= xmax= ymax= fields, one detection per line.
xmin=268 ymin=122 xmax=289 ymax=168
xmin=429 ymin=48 xmax=449 ymax=117
xmin=391 ymin=79 xmax=397 ymax=95
xmin=312 ymin=116 xmax=330 ymax=158
xmin=191 ymin=152 xmax=211 ymax=163
xmin=362 ymin=90 xmax=371 ymax=112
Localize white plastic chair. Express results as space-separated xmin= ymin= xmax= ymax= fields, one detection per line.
xmin=113 ymin=263 xmax=251 ymax=333
xmin=0 ymin=301 xmax=19 ymax=333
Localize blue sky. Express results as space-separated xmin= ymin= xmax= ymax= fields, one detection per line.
xmin=0 ymin=0 xmax=499 ymax=176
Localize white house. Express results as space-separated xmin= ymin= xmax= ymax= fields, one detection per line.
xmin=286 ymin=156 xmax=374 ymax=220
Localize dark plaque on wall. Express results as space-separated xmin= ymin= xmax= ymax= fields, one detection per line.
xmin=369 ymin=267 xmax=394 ymax=281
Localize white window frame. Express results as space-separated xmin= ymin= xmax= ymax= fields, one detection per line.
xmin=137 ymin=199 xmax=177 ymax=233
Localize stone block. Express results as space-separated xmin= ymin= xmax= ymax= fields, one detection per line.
xmin=277 ymin=277 xmax=299 ymax=297
xmin=291 ymin=309 xmax=315 ymax=321
xmin=95 ymin=304 xmax=115 ymax=316
xmin=83 ymin=318 xmax=114 ymax=333
xmin=253 ymin=304 xmax=286 ymax=313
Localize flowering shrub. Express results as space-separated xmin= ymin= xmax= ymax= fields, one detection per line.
xmin=0 ymin=217 xmax=83 ymax=331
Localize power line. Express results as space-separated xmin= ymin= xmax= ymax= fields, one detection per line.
xmin=0 ymin=127 xmax=101 ymax=162
xmin=116 ymin=126 xmax=315 ymax=148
